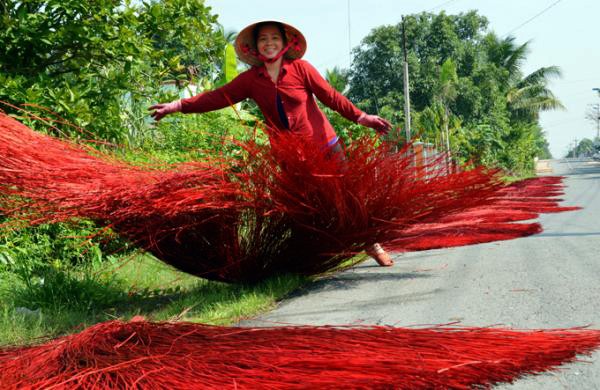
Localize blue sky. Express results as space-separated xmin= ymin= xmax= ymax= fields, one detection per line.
xmin=205 ymin=0 xmax=600 ymax=158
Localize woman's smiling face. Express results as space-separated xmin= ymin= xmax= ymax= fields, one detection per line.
xmin=256 ymin=25 xmax=284 ymax=59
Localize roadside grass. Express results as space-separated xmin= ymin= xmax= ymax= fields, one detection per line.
xmin=502 ymin=172 xmax=537 ymax=184
xmin=0 ymin=253 xmax=308 ymax=347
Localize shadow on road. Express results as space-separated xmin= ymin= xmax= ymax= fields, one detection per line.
xmin=264 ymin=289 xmax=444 ymax=322
xmin=559 ymin=160 xmax=600 ymax=176
xmin=285 ymin=271 xmax=432 ymax=298
xmin=537 ymin=231 xmax=600 ymax=237
xmin=574 ymin=175 xmax=600 ymax=180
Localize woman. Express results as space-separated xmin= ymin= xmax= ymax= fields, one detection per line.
xmin=149 ymin=20 xmax=393 ymax=266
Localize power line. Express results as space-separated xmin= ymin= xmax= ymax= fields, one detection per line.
xmin=505 ymin=0 xmax=563 ymax=36
xmin=347 ymin=0 xmax=352 ymax=68
xmin=426 ymin=0 xmax=458 ymax=12
xmin=318 ymin=0 xmax=460 ymax=71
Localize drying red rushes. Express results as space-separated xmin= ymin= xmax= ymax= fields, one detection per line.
xmin=0 ymin=113 xmax=577 ymax=282
xmin=1 ymin=319 xmax=599 ymax=389
xmin=0 ymin=115 xmax=594 ymax=388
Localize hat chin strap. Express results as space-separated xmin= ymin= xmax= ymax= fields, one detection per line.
xmin=243 ymin=36 xmax=301 ymax=65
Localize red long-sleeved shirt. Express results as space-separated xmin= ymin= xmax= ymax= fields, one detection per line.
xmin=180 ymin=59 xmax=364 ymax=146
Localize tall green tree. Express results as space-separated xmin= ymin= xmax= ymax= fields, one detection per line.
xmin=346 ymin=10 xmax=561 ymax=174
xmin=0 ymin=0 xmax=226 ymax=142
xmin=348 ymin=11 xmax=489 ymax=118
xmin=507 ymin=66 xmax=564 ymax=122
xmin=437 ymin=58 xmax=458 ymax=153
xmin=567 ymin=138 xmax=595 ymax=158
xmin=483 ymin=34 xmax=564 ymax=123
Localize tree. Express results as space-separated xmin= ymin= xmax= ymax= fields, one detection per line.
xmin=0 ymin=0 xmax=226 ymax=142
xmin=437 ymin=58 xmax=458 ymax=154
xmin=585 ymin=104 xmax=600 ymax=139
xmin=507 ymin=66 xmax=564 ymax=122
xmin=325 ymin=67 xmax=349 ymax=94
xmin=567 ymin=138 xmax=595 ymax=158
xmin=346 ymin=10 xmax=561 ymax=174
xmin=481 ymin=34 xmax=563 ymax=168
xmin=483 ymin=35 xmax=564 ymax=122
xmin=348 ymin=11 xmax=489 ymax=119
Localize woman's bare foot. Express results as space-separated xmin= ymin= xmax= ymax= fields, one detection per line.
xmin=366 ymin=243 xmax=393 ymax=266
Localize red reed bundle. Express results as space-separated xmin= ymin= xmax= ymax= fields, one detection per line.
xmin=1 ymin=319 xmax=599 ymax=389
xmin=0 ymin=114 xmax=578 ymax=282
xmin=0 ymin=115 xmax=594 ymax=389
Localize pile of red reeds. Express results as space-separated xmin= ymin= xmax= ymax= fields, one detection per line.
xmin=387 ymin=175 xmax=577 ymax=251
xmin=0 ymin=113 xmax=577 ymax=282
xmin=1 ymin=319 xmax=598 ymax=389
xmin=0 ymin=114 xmax=594 ymax=389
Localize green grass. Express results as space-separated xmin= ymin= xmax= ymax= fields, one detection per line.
xmin=501 ymin=172 xmax=537 ymax=184
xmin=0 ymin=253 xmax=308 ymax=346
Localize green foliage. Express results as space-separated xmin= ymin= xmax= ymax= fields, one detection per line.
xmin=0 ymin=0 xmax=226 ymax=142
xmin=349 ymin=11 xmax=490 ymax=117
xmin=567 ymin=138 xmax=596 ymax=158
xmin=438 ymin=58 xmax=458 ymax=102
xmin=325 ymin=66 xmax=350 ymax=94
xmin=347 ymin=10 xmax=562 ymax=175
xmin=0 ymin=219 xmax=127 ymax=269
xmin=454 ymin=123 xmax=506 ymax=166
xmin=215 ymin=44 xmax=239 ymax=87
xmin=0 ymin=253 xmax=308 ymax=345
xmin=507 ymin=66 xmax=564 ymax=122
xmin=9 ymin=262 xmax=129 ymax=313
xmin=137 ymin=0 xmax=224 ymax=81
xmin=131 ymin=106 xmax=264 ymax=163
xmin=0 ymin=219 xmax=137 ymax=315
xmin=320 ymin=106 xmax=373 ymax=145
xmin=0 ymin=222 xmax=124 ymax=270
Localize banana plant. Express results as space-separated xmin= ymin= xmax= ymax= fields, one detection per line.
xmin=215 ymin=43 xmax=238 ymax=87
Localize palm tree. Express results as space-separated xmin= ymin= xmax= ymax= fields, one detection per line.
xmin=507 ymin=66 xmax=564 ymax=122
xmin=485 ymin=34 xmax=564 ymax=123
xmin=484 ymin=35 xmax=529 ymax=84
xmin=325 ymin=66 xmax=349 ymax=94
xmin=437 ymin=58 xmax=458 ymax=155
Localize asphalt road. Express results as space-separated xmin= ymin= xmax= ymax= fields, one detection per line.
xmin=246 ymin=159 xmax=600 ymax=389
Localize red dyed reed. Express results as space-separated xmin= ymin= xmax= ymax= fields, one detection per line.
xmin=0 ymin=114 xmax=578 ymax=282
xmin=1 ymin=319 xmax=599 ymax=389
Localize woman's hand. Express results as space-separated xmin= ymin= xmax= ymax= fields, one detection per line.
xmin=148 ymin=100 xmax=182 ymax=121
xmin=357 ymin=113 xmax=392 ymax=135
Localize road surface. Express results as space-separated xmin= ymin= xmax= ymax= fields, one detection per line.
xmin=247 ymin=158 xmax=600 ymax=389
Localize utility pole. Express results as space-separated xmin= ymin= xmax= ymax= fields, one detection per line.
xmin=444 ymin=106 xmax=451 ymax=155
xmin=402 ymin=16 xmax=411 ymax=142
xmin=587 ymin=102 xmax=600 ymax=141
xmin=347 ymin=0 xmax=352 ymax=68
xmin=593 ymin=88 xmax=600 ymax=140
xmin=593 ymin=104 xmax=600 ymax=140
